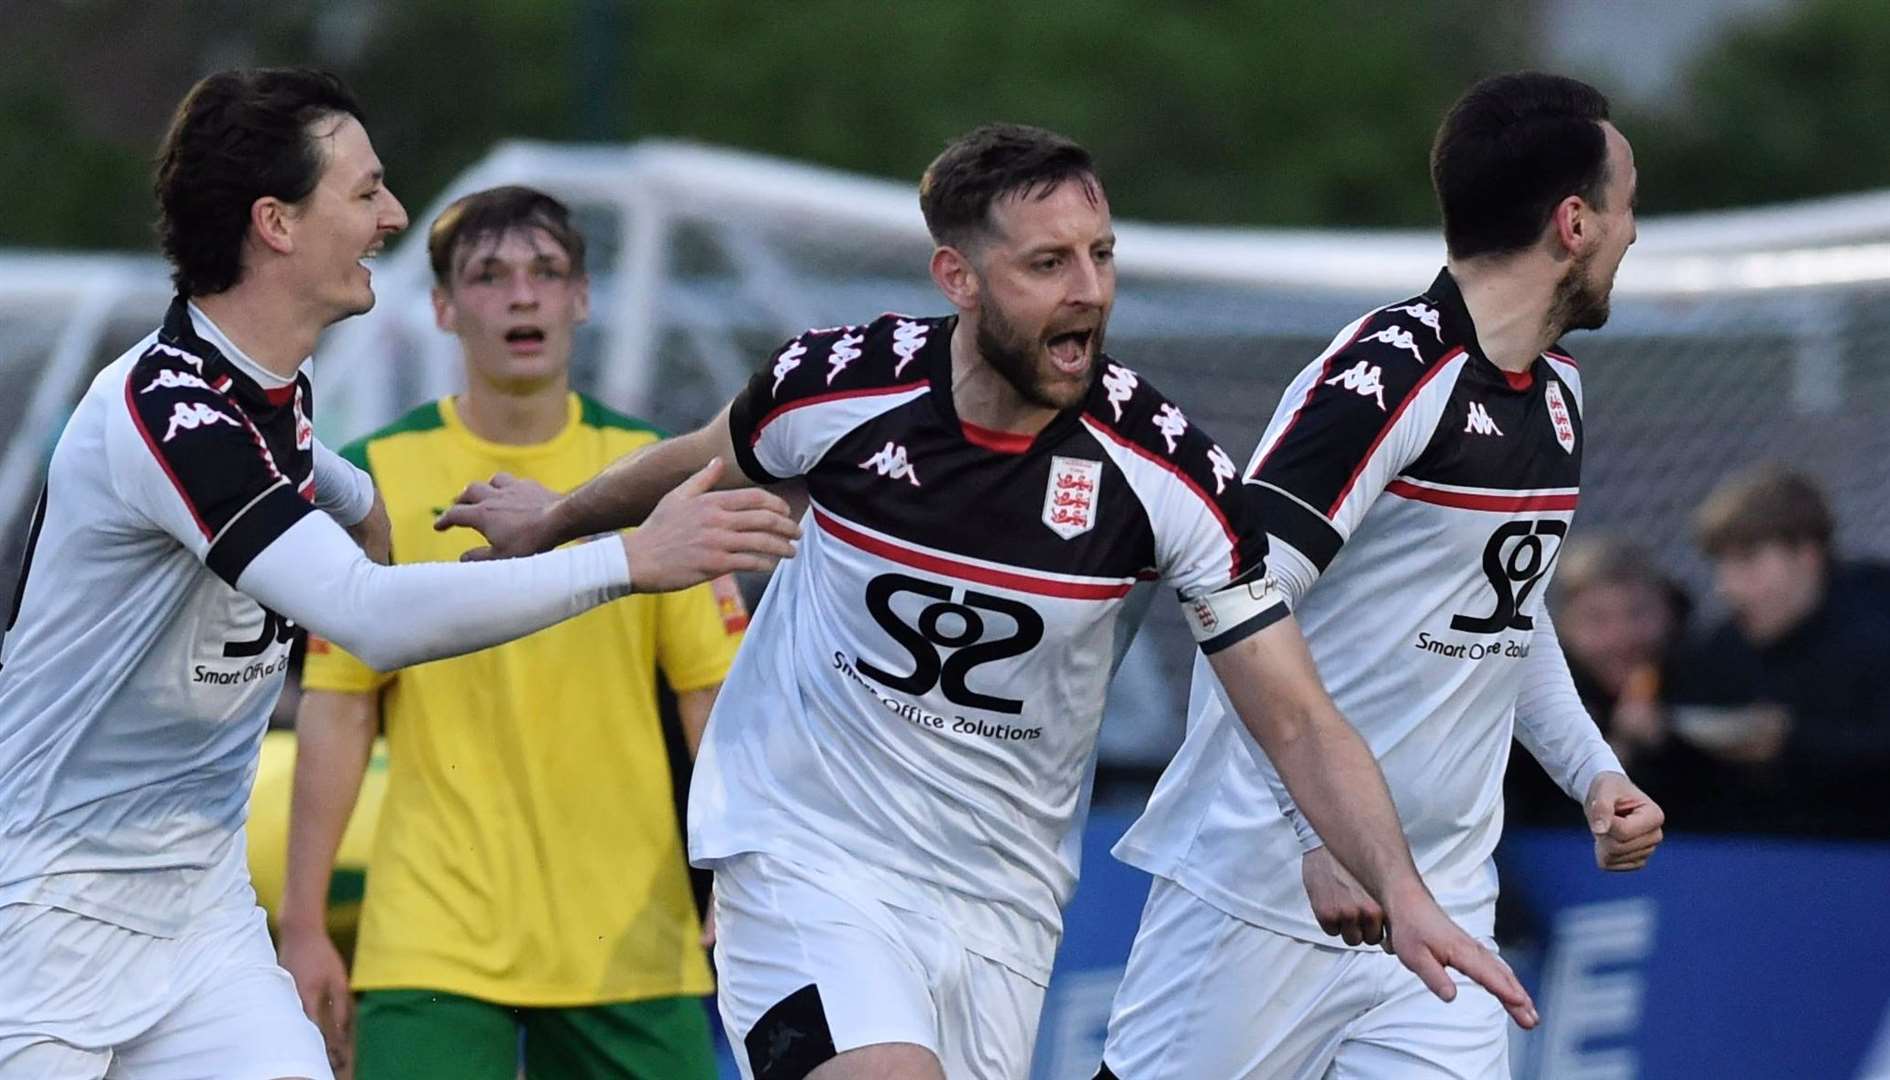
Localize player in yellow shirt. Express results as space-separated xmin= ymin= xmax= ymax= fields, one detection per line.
xmin=277 ymin=186 xmax=743 ymax=1080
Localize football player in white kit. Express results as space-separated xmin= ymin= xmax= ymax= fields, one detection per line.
xmin=0 ymin=68 xmax=798 ymax=1080
xmin=1097 ymin=73 xmax=1666 ymax=1080
xmin=440 ymin=123 xmax=1533 ymax=1080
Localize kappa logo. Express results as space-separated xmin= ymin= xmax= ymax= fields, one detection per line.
xmin=1388 ymin=302 xmax=1444 ymax=341
xmin=162 ymin=401 xmax=240 ymax=442
xmin=770 ymin=340 xmax=807 ymax=395
xmin=1360 ymin=325 xmax=1425 ymax=364
xmin=825 ymin=332 xmax=864 ymax=385
xmin=149 ymin=341 xmax=206 ymax=372
xmin=1153 ymin=403 xmax=1188 ymax=453
xmin=1325 ymin=360 xmax=1388 ymax=411
xmin=765 ymin=1025 xmax=805 ymax=1070
xmin=892 ymin=320 xmax=929 ymax=377
xmin=140 ymin=368 xmax=212 ymax=395
xmin=1207 ymin=445 xmax=1239 ymax=495
xmin=859 ymin=441 xmax=921 ymax=486
xmin=1464 ymin=402 xmax=1504 ymax=436
xmin=1102 ymin=363 xmax=1138 ymax=420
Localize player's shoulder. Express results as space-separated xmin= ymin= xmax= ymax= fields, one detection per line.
xmin=1082 ymin=358 xmax=1244 ymax=496
xmin=116 ymin=331 xmax=248 ymax=447
xmin=1082 ymin=357 xmax=1185 ymax=434
xmin=576 ymin=394 xmax=667 ymax=450
xmin=123 ymin=331 xmax=224 ymax=402
xmin=1294 ymin=293 xmax=1464 ymax=417
xmin=761 ymin=312 xmax=947 ymax=403
xmin=1333 ymin=293 xmax=1458 ymax=373
xmin=339 ymin=399 xmax=448 ymax=472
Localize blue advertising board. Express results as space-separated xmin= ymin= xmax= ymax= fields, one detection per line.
xmin=715 ymin=814 xmax=1890 ymax=1078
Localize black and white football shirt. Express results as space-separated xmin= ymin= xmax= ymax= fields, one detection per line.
xmin=691 ymin=312 xmax=1282 ymax=981
xmin=1117 ymin=268 xmax=1621 ymax=947
xmin=0 ymin=298 xmax=318 ymax=934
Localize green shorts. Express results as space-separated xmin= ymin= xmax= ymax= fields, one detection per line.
xmin=355 ymin=989 xmax=715 ymax=1080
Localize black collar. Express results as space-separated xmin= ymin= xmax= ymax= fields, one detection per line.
xmin=158 ymin=296 xmax=295 ymax=414
xmin=1422 ymin=267 xmax=1490 ymax=366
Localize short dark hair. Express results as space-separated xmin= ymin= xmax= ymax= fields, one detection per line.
xmin=155 ymin=67 xmax=363 ymax=297
xmin=427 ymin=185 xmax=588 ymax=286
xmin=1695 ymin=463 xmax=1835 ymax=558
xmin=919 ymin=124 xmax=1099 ymax=250
xmin=1430 ymin=73 xmax=1613 ymax=259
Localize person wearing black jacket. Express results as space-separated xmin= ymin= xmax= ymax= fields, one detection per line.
xmin=1665 ymin=464 xmax=1890 ymax=838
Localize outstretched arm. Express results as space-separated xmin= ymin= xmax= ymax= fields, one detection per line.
xmin=243 ymin=459 xmax=797 ymax=672
xmin=436 ymin=405 xmax=746 ymax=559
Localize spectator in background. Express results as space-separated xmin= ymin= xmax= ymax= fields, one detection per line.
xmin=1506 ymin=536 xmax=1701 ymax=826
xmin=276 ymin=186 xmax=747 ymax=1079
xmin=1665 ymin=464 xmax=1890 ymax=838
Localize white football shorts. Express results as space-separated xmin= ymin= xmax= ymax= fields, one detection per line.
xmin=1099 ymin=875 xmax=1508 ymax=1080
xmin=712 ymin=851 xmax=1046 ymax=1080
xmin=0 ymin=899 xmax=331 ymax=1080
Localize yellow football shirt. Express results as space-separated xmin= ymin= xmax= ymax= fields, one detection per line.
xmin=301 ymin=393 xmax=744 ymax=1006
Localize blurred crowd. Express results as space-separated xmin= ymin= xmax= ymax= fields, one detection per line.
xmin=1506 ymin=463 xmax=1890 ymax=840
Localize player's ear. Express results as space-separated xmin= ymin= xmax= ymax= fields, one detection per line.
xmin=250 ymin=195 xmax=296 ymax=257
xmin=431 ymin=285 xmax=455 ymax=333
xmin=931 ymin=245 xmax=980 ymax=311
xmin=1550 ymin=195 xmax=1587 ymax=255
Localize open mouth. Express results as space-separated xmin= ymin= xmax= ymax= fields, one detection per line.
xmin=1045 ymin=329 xmax=1094 ymax=375
xmin=504 ymin=327 xmax=547 ymax=351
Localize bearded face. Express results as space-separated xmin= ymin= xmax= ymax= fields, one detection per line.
xmin=974 ymin=284 xmax=1106 ymax=411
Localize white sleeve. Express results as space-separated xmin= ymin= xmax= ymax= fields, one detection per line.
xmin=312 ymin=439 xmax=375 ymax=527
xmin=1514 ymin=611 xmax=1626 ymax=803
xmin=236 ymin=510 xmax=631 ymax=673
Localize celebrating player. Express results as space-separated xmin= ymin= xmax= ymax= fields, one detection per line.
xmin=1097 ymin=73 xmax=1664 ymax=1080
xmin=440 ymin=123 xmax=1530 ymax=1080
xmin=0 ymin=69 xmax=794 ymax=1080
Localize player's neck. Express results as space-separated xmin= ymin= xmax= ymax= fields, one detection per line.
xmin=948 ymin=318 xmax=1058 ymax=436
xmin=455 ymin=375 xmax=570 ymax=446
xmin=1448 ymin=256 xmax=1561 ymax=374
xmin=189 ymin=285 xmax=320 ymax=380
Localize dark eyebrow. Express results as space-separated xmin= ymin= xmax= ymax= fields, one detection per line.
xmin=358 ymin=167 xmax=384 ymax=191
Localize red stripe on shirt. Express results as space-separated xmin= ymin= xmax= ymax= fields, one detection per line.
xmin=1327 ymin=347 xmax=1464 ymax=517
xmin=813 ymin=507 xmax=1134 ymax=600
xmin=750 ymin=381 xmax=929 ymax=447
xmin=960 ymin=420 xmax=1034 ymax=454
xmin=123 ymin=374 xmax=213 ymax=540
xmin=1385 ymin=479 xmax=1579 ymax=512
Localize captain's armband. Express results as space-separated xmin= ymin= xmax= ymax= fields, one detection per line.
xmin=1182 ymin=573 xmax=1288 ymax=654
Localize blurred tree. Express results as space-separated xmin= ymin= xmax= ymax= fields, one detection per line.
xmin=621 ymin=0 xmax=1534 ymax=228
xmin=21 ymin=0 xmax=1890 ymax=249
xmin=1620 ymin=0 xmax=1890 ymax=214
xmin=0 ymin=0 xmax=1537 ymax=248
